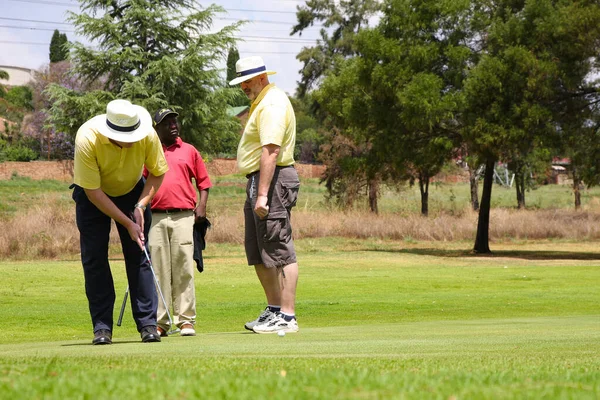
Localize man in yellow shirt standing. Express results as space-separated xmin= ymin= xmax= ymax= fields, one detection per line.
xmin=71 ymin=99 xmax=169 ymax=345
xmin=230 ymin=56 xmax=301 ymax=334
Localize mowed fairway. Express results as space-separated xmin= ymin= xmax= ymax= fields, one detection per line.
xmin=0 ymin=239 xmax=599 ymax=399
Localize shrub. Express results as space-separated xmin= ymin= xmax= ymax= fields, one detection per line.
xmin=5 ymin=86 xmax=33 ymax=110
xmin=3 ymin=145 xmax=39 ymax=161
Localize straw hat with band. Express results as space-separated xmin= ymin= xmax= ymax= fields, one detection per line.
xmin=229 ymin=56 xmax=276 ymax=86
xmin=89 ymin=99 xmax=153 ymax=143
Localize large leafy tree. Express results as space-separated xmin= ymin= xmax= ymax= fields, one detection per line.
xmin=315 ymin=0 xmax=471 ymax=215
xmin=46 ymin=0 xmax=243 ymax=155
xmin=292 ymin=0 xmax=382 ymax=212
xmin=291 ymin=0 xmax=381 ymax=97
xmin=49 ymin=30 xmax=69 ymax=63
xmin=462 ymin=0 xmax=600 ymax=253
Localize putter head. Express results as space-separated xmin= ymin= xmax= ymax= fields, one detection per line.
xmin=168 ymin=327 xmax=181 ymax=335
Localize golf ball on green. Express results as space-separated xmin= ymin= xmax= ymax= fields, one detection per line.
xmin=278 ymin=330 xmax=285 ymax=337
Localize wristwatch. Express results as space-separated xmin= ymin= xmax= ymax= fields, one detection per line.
xmin=134 ymin=203 xmax=146 ymax=211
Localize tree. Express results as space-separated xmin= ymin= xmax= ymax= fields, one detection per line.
xmin=225 ymin=46 xmax=249 ymax=108
xmin=46 ymin=0 xmax=243 ymax=155
xmin=558 ymin=101 xmax=600 ymax=209
xmin=49 ymin=30 xmax=69 ymax=63
xmin=507 ymin=148 xmax=550 ymax=209
xmin=314 ymin=0 xmax=471 ymax=215
xmin=23 ymin=61 xmax=97 ymax=160
xmin=462 ymin=0 xmax=600 ymax=253
xmin=226 ymin=46 xmax=240 ymax=84
xmin=290 ymin=95 xmax=323 ymax=164
xmin=292 ymin=0 xmax=383 ymax=212
xmin=291 ymin=0 xmax=381 ymax=97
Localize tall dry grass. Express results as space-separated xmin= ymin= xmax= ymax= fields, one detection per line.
xmin=2 ymin=202 xmax=600 ymax=260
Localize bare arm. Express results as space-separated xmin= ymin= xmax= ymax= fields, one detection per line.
xmin=83 ymin=172 xmax=165 ymax=249
xmin=132 ymin=173 xmax=165 ymax=244
xmin=195 ymin=188 xmax=209 ymax=223
xmin=84 ymin=188 xmax=143 ymax=247
xmin=254 ymin=144 xmax=280 ymax=218
xmin=137 ymin=173 xmax=164 ymax=209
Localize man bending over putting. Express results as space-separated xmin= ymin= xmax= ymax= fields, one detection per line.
xmin=71 ymin=99 xmax=168 ymax=345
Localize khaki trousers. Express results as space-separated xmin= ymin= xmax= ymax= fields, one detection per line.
xmin=149 ymin=211 xmax=196 ymax=330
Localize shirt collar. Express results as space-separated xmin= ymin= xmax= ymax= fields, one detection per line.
xmin=163 ymin=136 xmax=183 ymax=150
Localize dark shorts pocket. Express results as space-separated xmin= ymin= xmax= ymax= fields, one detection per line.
xmin=281 ymin=181 xmax=300 ymax=209
xmin=262 ymin=213 xmax=289 ymax=243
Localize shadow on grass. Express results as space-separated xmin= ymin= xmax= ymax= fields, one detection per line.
xmin=367 ymin=248 xmax=600 ymax=260
xmin=61 ymin=340 xmax=141 ymax=346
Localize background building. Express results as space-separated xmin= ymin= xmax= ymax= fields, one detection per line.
xmin=0 ymin=65 xmax=35 ymax=87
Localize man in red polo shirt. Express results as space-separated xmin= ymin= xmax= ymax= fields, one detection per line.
xmin=146 ymin=108 xmax=211 ymax=337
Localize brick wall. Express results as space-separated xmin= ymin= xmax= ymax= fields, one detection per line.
xmin=0 ymin=159 xmax=326 ymax=181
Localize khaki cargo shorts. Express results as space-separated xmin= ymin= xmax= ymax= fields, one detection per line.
xmin=244 ymin=166 xmax=300 ymax=268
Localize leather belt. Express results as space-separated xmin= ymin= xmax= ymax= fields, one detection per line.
xmin=152 ymin=208 xmax=193 ymax=213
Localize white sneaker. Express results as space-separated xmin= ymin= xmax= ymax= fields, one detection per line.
xmin=253 ymin=314 xmax=299 ymax=334
xmin=180 ymin=323 xmax=196 ymax=336
xmin=244 ymin=307 xmax=276 ymax=331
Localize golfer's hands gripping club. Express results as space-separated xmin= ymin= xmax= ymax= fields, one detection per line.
xmin=128 ymin=207 xmax=145 ymax=249
xmin=254 ymin=194 xmax=269 ymax=219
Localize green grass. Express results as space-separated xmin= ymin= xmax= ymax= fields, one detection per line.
xmin=1 ymin=239 xmax=599 ymax=399
xmin=0 ymin=175 xmax=71 ymax=216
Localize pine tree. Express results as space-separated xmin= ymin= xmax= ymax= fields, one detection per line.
xmin=226 ymin=46 xmax=240 ymax=84
xmin=46 ymin=0 xmax=243 ymax=155
xmin=225 ymin=47 xmax=249 ymax=108
xmin=49 ymin=30 xmax=69 ymax=63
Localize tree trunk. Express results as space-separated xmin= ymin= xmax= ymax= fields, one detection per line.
xmin=419 ymin=172 xmax=429 ymax=217
xmin=368 ymin=178 xmax=379 ymax=214
xmin=573 ymin=167 xmax=581 ymax=210
xmin=468 ymin=165 xmax=480 ymax=211
xmin=515 ymin=172 xmax=526 ymax=209
xmin=474 ymin=157 xmax=496 ymax=254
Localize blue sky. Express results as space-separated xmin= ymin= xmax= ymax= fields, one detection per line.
xmin=0 ymin=0 xmax=322 ymax=94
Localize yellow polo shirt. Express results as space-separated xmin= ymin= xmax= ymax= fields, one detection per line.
xmin=74 ymin=119 xmax=169 ymax=197
xmin=237 ymin=83 xmax=296 ymax=175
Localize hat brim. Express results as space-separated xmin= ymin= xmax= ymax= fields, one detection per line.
xmin=92 ymin=105 xmax=153 ymax=143
xmin=229 ymin=70 xmax=276 ymax=86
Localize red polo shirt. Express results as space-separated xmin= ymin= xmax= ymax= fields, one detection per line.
xmin=145 ymin=137 xmax=211 ymax=210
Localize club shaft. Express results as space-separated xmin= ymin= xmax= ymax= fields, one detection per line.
xmin=117 ymin=286 xmax=128 ymax=326
xmin=143 ymin=246 xmax=175 ymax=328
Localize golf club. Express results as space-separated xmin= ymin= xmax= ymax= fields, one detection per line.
xmin=116 ymin=246 xmax=180 ymax=335
xmin=117 ymin=286 xmax=129 ymax=326
xmin=143 ymin=245 xmax=180 ymax=335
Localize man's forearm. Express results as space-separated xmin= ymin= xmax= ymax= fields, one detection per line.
xmin=258 ymin=144 xmax=280 ymax=197
xmin=137 ymin=173 xmax=165 ymax=207
xmin=196 ymin=189 xmax=209 ymax=215
xmin=84 ymin=188 xmax=132 ymax=228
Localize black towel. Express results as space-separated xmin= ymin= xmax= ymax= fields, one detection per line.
xmin=193 ymin=218 xmax=211 ymax=273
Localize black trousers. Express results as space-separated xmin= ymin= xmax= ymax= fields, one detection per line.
xmin=72 ymin=179 xmax=157 ymax=333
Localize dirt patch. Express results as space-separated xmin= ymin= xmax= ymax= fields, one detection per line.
xmin=0 ymin=160 xmax=74 ymax=181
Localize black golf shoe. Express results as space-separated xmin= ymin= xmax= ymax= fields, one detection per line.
xmin=140 ymin=325 xmax=161 ymax=343
xmin=92 ymin=329 xmax=112 ymax=345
